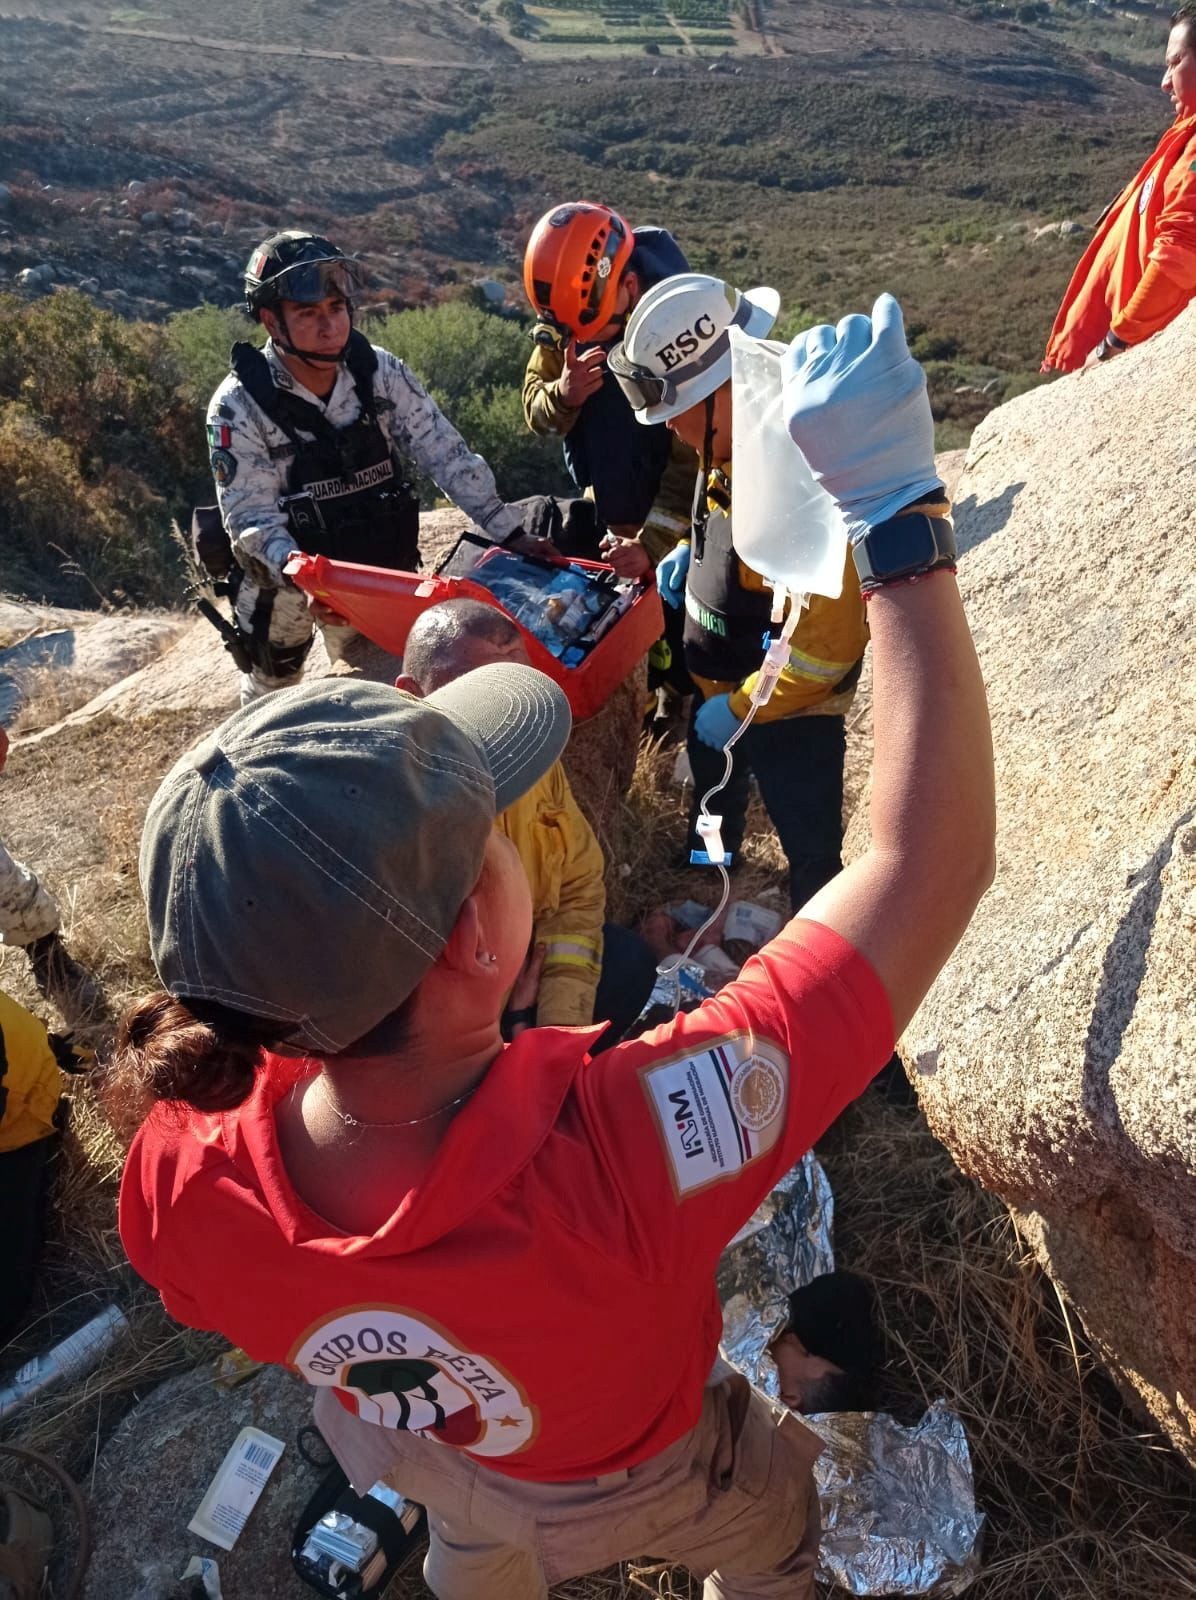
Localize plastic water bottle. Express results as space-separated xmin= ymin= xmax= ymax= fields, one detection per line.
xmin=0 ymin=1304 xmax=129 ymax=1420
xmin=728 ymin=326 xmax=848 ymax=599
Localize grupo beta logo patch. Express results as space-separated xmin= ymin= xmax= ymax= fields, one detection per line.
xmin=290 ymin=1306 xmax=537 ymax=1457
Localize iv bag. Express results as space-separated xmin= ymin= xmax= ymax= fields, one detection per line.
xmin=728 ymin=327 xmax=848 ymax=599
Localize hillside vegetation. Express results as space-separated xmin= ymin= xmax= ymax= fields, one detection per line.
xmin=0 ymin=0 xmax=1179 ymax=600
xmin=0 ymin=293 xmax=567 ymax=607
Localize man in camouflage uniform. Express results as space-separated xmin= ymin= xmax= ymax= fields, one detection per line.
xmin=207 ymin=231 xmax=526 ymax=704
xmin=0 ymin=725 xmax=103 ymax=1017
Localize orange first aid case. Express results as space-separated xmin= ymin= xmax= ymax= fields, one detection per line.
xmin=286 ymin=547 xmax=663 ymax=723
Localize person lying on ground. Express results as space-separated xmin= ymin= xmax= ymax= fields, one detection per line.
xmin=397 ymin=598 xmax=657 ymax=1046
xmin=113 ymin=292 xmax=993 ymax=1600
xmin=1042 ymin=3 xmax=1196 ymax=373
xmin=206 ymin=229 xmax=531 ymax=707
xmin=769 ymin=1271 xmax=880 ymax=1415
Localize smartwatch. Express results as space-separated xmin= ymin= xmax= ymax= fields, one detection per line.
xmin=851 ymin=512 xmax=957 ymax=593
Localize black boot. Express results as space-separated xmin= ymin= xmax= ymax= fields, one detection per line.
xmin=25 ymin=933 xmax=108 ymax=1023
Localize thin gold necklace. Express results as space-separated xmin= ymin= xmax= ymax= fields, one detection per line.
xmin=314 ymin=1074 xmax=477 ymax=1130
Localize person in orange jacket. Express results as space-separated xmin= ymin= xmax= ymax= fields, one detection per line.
xmin=1043 ymin=3 xmax=1196 ymax=372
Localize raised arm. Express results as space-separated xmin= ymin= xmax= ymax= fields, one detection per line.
xmin=784 ymin=295 xmax=995 ymax=1035
xmin=800 ymin=565 xmax=993 ymax=1034
xmin=577 ymin=298 xmax=993 ymax=1277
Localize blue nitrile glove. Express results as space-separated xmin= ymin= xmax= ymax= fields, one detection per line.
xmin=655 ymin=542 xmax=691 ymax=609
xmin=693 ymin=692 xmax=742 ymax=750
xmin=782 ymin=294 xmax=942 ymax=538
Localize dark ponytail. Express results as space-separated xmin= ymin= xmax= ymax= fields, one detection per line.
xmin=110 ymin=992 xmax=289 ymax=1119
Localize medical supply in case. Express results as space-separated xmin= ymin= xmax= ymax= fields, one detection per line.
xmin=292 ymin=1461 xmax=426 ymax=1599
xmin=286 ymin=536 xmax=663 ymax=723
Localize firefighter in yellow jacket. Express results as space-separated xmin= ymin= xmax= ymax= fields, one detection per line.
xmin=0 ymin=989 xmax=71 ymax=1337
xmin=398 ymin=600 xmax=657 ymax=1043
xmin=611 ymin=275 xmax=888 ymax=909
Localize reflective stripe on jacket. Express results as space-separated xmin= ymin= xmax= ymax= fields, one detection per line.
xmin=680 ymin=492 xmax=869 ymax=725
xmin=1043 ymin=113 xmax=1196 ymax=372
xmin=496 ymin=763 xmax=605 ymax=1027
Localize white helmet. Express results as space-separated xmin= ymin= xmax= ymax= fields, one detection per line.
xmin=609 ymin=272 xmax=780 ymax=425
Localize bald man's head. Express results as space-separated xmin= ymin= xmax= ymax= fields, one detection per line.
xmin=399 ymin=599 xmax=529 ymax=696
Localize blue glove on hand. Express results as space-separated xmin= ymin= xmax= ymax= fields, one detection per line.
xmin=693 ymin=692 xmax=742 ymax=750
xmin=782 ymin=293 xmax=942 ymax=537
xmin=655 ymin=542 xmax=691 ymax=609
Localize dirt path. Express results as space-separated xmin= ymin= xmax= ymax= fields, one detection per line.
xmin=750 ymin=0 xmax=774 ymax=55
xmin=662 ymin=10 xmax=695 ymax=55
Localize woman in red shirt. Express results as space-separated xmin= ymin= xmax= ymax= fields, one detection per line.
xmin=115 ymin=298 xmax=994 ymax=1599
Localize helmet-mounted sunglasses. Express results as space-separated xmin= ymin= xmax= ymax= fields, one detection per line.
xmin=255 ymin=256 xmax=367 ymax=306
xmin=607 ymin=343 xmax=675 ymax=412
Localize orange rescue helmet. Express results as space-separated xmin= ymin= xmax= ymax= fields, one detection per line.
xmin=523 ymin=202 xmax=635 ymax=336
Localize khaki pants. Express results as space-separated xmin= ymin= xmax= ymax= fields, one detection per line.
xmin=232 ymin=577 xmax=357 ymax=705
xmin=0 ymin=841 xmax=59 ymax=947
xmin=314 ymin=1366 xmax=821 ymax=1599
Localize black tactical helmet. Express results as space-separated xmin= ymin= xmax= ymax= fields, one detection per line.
xmin=243 ymin=231 xmax=367 ymax=320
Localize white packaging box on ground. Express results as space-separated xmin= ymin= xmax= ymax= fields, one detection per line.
xmin=188 ymin=1427 xmax=286 ymax=1552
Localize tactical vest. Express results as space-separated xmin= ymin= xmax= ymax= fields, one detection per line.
xmin=682 ymin=481 xmax=772 ymax=683
xmin=230 ymin=332 xmax=420 ymax=570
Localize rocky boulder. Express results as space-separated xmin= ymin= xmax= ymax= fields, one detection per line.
xmin=81 ymin=1363 xmax=346 ymax=1600
xmin=897 ymin=307 xmax=1196 ymax=1465
xmin=0 ymin=610 xmax=186 ymax=729
xmin=16 ymin=262 xmax=54 ymax=292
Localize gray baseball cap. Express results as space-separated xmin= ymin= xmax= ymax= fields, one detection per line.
xmin=140 ymin=667 xmax=571 ymax=1055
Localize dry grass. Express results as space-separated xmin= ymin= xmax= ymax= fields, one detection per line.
xmin=601 ymin=731 xmax=790 ymax=929
xmin=1 ymin=713 xmax=1194 ymax=1598
xmin=818 ymin=1097 xmax=1196 ymax=1600
xmin=0 ymin=707 xmax=232 ymax=1522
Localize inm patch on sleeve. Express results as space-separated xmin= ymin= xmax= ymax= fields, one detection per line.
xmin=640 ymin=1033 xmax=789 ymax=1198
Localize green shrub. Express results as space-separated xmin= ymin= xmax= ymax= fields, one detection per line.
xmin=369 ymin=300 xmax=571 ymax=502
xmin=166 ymin=304 xmax=257 ymax=408
xmin=0 ymin=291 xmax=208 ymax=606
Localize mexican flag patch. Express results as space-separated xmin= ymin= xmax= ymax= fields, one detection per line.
xmin=207 ymin=422 xmax=232 ymax=450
